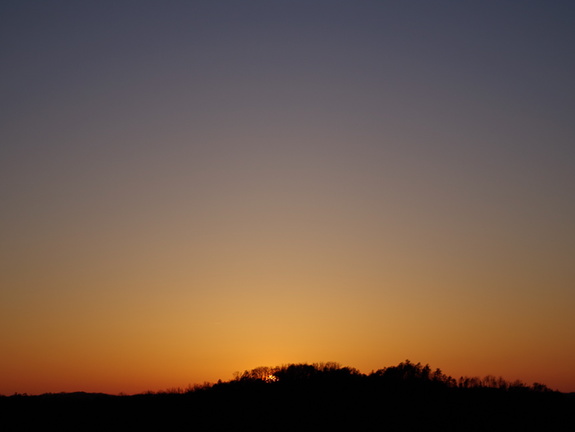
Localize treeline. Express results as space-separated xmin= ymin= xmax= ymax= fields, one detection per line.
xmin=1 ymin=360 xmax=573 ymax=431
xmin=226 ymin=360 xmax=553 ymax=392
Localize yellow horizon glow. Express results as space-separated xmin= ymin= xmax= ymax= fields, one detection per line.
xmin=2 ymin=1 xmax=574 ymax=397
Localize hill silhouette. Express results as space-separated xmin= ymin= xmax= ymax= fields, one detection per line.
xmin=2 ymin=360 xmax=574 ymax=431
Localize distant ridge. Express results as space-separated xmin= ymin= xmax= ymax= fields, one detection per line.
xmin=2 ymin=361 xmax=574 ymax=431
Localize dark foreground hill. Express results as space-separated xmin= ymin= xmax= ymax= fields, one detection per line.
xmin=2 ymin=361 xmax=574 ymax=431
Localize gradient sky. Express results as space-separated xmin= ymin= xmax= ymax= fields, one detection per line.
xmin=1 ymin=1 xmax=574 ymax=395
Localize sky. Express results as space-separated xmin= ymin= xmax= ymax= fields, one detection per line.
xmin=1 ymin=0 xmax=574 ymax=395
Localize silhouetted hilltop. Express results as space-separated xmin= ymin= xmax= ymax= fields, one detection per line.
xmin=2 ymin=361 xmax=574 ymax=431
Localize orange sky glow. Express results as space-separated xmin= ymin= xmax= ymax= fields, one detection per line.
xmin=1 ymin=1 xmax=574 ymax=395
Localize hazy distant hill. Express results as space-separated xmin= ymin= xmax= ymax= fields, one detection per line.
xmin=2 ymin=361 xmax=574 ymax=431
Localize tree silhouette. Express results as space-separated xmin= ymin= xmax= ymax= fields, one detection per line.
xmin=1 ymin=360 xmax=572 ymax=431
